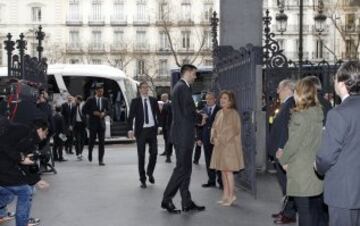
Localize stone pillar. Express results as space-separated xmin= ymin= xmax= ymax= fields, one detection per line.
xmin=220 ymin=0 xmax=263 ymax=48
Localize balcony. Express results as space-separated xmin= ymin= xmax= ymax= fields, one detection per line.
xmin=133 ymin=15 xmax=150 ymax=26
xmin=66 ymin=15 xmax=83 ymax=26
xmin=177 ymin=44 xmax=195 ymax=54
xmin=88 ymin=43 xmax=106 ymax=53
xmin=133 ymin=43 xmax=150 ymax=52
xmin=110 ymin=43 xmax=127 ymax=53
xmin=88 ymin=16 xmax=105 ymax=26
xmin=341 ymin=24 xmax=359 ymax=33
xmin=66 ymin=43 xmax=83 ymax=54
xmin=178 ymin=18 xmax=194 ymax=26
xmin=311 ymin=24 xmax=330 ymax=33
xmin=156 ymin=45 xmax=172 ymax=54
xmin=342 ymin=51 xmax=359 ymax=59
xmin=110 ymin=15 xmax=127 ymax=26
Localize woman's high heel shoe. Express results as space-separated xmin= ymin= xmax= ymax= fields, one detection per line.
xmin=217 ymin=198 xmax=227 ymax=204
xmin=221 ymin=196 xmax=237 ymax=206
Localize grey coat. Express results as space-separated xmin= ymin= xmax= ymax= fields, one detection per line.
xmin=316 ymin=95 xmax=360 ymax=209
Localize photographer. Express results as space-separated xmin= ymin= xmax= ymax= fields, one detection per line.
xmin=0 ymin=118 xmax=49 ymax=226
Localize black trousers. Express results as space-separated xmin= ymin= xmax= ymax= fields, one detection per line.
xmin=203 ymin=143 xmax=222 ymax=185
xmin=74 ymin=122 xmax=86 ymax=156
xmin=136 ymin=127 xmax=158 ymax=182
xmin=53 ymin=135 xmax=64 ymax=160
xmin=65 ymin=127 xmax=74 ymax=153
xmin=193 ymin=144 xmax=201 ymax=162
xmin=329 ymin=206 xmax=360 ymax=226
xmin=294 ymin=195 xmax=328 ymax=226
xmin=164 ymin=129 xmax=173 ymax=158
xmin=88 ymin=127 xmax=105 ymax=163
xmin=163 ymin=144 xmax=193 ymax=207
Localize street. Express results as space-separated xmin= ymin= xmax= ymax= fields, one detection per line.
xmin=5 ymin=137 xmax=285 ymax=226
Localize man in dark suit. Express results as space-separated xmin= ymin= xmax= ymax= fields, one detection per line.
xmin=199 ymin=92 xmax=222 ymax=188
xmin=83 ymin=83 xmax=109 ymax=166
xmin=159 ymin=93 xmax=170 ymax=157
xmin=61 ymin=95 xmax=76 ymax=154
xmin=127 ymin=81 xmax=160 ymax=188
xmin=161 ymin=96 xmax=173 ymax=163
xmin=73 ymin=95 xmax=87 ymax=161
xmin=268 ymin=79 xmax=297 ymax=224
xmin=161 ymin=64 xmax=206 ymax=214
xmin=52 ymin=105 xmax=67 ymax=162
xmin=316 ymin=61 xmax=360 ymax=226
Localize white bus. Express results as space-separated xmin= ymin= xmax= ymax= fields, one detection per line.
xmin=0 ymin=64 xmax=138 ymax=139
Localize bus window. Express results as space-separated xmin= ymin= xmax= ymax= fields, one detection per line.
xmin=47 ymin=74 xmax=60 ymax=94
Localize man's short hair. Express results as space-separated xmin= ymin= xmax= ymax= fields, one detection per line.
xmin=279 ymin=79 xmax=296 ymax=91
xmin=76 ymin=95 xmax=83 ymax=101
xmin=32 ymin=118 xmax=48 ymax=130
xmin=139 ymin=81 xmax=149 ymax=89
xmin=180 ymin=64 xmax=197 ymax=76
xmin=336 ymin=61 xmax=360 ymax=95
xmin=305 ymin=75 xmax=322 ymax=90
xmin=95 ymin=83 xmax=104 ymax=90
xmin=206 ymin=91 xmax=216 ymax=98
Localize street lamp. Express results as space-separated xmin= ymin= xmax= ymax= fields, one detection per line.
xmin=276 ymin=3 xmax=288 ymax=34
xmin=314 ymin=1 xmax=327 ymax=34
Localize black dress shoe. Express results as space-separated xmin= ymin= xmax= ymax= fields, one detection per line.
xmin=161 ymin=201 xmax=181 ymax=214
xmin=202 ymin=183 xmax=216 ymax=188
xmin=159 ymin=152 xmax=167 ymax=156
xmin=148 ymin=175 xmax=155 ymax=184
xmin=193 ymin=160 xmax=199 ymax=165
xmin=99 ymin=162 xmax=106 ymax=166
xmin=182 ymin=202 xmax=205 ymax=212
xmin=165 ymin=158 xmax=171 ymax=163
xmin=140 ymin=182 xmax=147 ymax=188
xmin=88 ymin=154 xmax=92 ymax=162
xmin=271 ymin=211 xmax=283 ymax=219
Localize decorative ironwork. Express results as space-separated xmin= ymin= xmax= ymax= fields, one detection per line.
xmin=263 ymin=10 xmax=289 ymax=69
xmin=4 ymin=33 xmax=15 ymax=78
xmin=36 ymin=25 xmax=45 ymax=60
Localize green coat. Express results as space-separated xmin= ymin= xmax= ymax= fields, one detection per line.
xmin=279 ymin=106 xmax=324 ymax=197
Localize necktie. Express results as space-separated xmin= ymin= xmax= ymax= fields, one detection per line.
xmin=208 ymin=107 xmax=212 ymax=116
xmin=144 ymin=98 xmax=149 ymax=124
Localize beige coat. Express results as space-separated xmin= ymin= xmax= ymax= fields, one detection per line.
xmin=210 ymin=109 xmax=244 ymax=171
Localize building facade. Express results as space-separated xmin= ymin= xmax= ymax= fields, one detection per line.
xmin=263 ymin=0 xmax=360 ymax=63
xmin=0 ymin=0 xmax=219 ymax=92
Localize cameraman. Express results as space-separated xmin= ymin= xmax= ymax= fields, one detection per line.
xmin=0 ymin=118 xmax=49 ymax=226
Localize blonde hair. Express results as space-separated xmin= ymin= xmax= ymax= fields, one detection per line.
xmin=293 ymin=78 xmax=319 ymax=112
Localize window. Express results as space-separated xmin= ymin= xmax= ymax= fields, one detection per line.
xmin=159 ymin=59 xmax=168 ymax=76
xmin=0 ymin=43 xmax=2 ymax=66
xmin=92 ymin=1 xmax=102 ymax=20
xmin=69 ymin=0 xmax=80 ymax=20
xmin=92 ymin=31 xmax=102 ymax=48
xmin=181 ymin=3 xmax=191 ymax=21
xmin=204 ymin=31 xmax=212 ymax=49
xmin=32 ymin=7 xmax=42 ymax=22
xmin=0 ymin=6 xmax=3 ymax=23
xmin=345 ymin=14 xmax=355 ymax=31
xmin=159 ymin=2 xmax=168 ymax=20
xmin=204 ymin=3 xmax=213 ymax=21
xmin=182 ymin=31 xmax=191 ymax=49
xmin=47 ymin=74 xmax=60 ymax=94
xmin=159 ymin=32 xmax=169 ymax=50
xmin=114 ymin=1 xmax=125 ymax=20
xmin=69 ymin=31 xmax=80 ymax=47
xmin=31 ymin=43 xmax=37 ymax=57
xmin=136 ymin=59 xmax=145 ymax=75
xmin=277 ymin=39 xmax=285 ymax=50
xmin=113 ymin=31 xmax=124 ymax=47
xmin=92 ymin=59 xmax=101 ymax=64
xmin=136 ymin=1 xmax=146 ymax=21
xmin=345 ymin=39 xmax=356 ymax=57
xmin=205 ymin=59 xmax=212 ymax=66
xmin=70 ymin=59 xmax=80 ymax=64
xmin=315 ymin=40 xmax=323 ymax=58
xmin=136 ymin=31 xmax=146 ymax=49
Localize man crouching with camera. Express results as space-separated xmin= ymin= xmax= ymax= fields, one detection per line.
xmin=0 ymin=118 xmax=49 ymax=226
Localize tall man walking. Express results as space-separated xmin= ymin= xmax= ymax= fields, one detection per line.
xmin=128 ymin=81 xmax=160 ymax=188
xmin=83 ymin=83 xmax=109 ymax=166
xmin=61 ymin=95 xmax=76 ymax=154
xmin=316 ymin=61 xmax=360 ymax=226
xmin=161 ymin=64 xmax=206 ymax=214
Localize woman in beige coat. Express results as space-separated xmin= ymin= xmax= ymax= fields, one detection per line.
xmin=210 ymin=90 xmax=244 ymax=206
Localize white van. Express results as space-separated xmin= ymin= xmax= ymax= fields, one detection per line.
xmin=0 ymin=64 xmax=138 ymax=140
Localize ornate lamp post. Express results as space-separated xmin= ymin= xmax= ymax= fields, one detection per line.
xmin=314 ymin=1 xmax=327 ymax=34
xmin=275 ymin=2 xmax=288 ymax=34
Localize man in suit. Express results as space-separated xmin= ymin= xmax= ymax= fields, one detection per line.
xmin=159 ymin=93 xmax=170 ymax=157
xmin=316 ymin=61 xmax=360 ymax=226
xmin=52 ymin=105 xmax=67 ymax=162
xmin=199 ymin=92 xmax=222 ymax=188
xmin=160 ymin=94 xmax=173 ymax=163
xmin=61 ymin=95 xmax=76 ymax=154
xmin=83 ymin=83 xmax=109 ymax=166
xmin=161 ymin=64 xmax=206 ymax=214
xmin=128 ymin=81 xmax=160 ymax=188
xmin=268 ymin=79 xmax=297 ymax=224
xmin=73 ymin=95 xmax=87 ymax=161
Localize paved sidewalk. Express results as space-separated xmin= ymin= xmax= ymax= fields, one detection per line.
xmin=3 ymin=141 xmax=287 ymax=226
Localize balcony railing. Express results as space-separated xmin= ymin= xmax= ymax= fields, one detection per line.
xmin=342 ymin=51 xmax=359 ymax=59
xmin=156 ymin=45 xmax=171 ymax=53
xmin=311 ymin=24 xmax=330 ymax=33
xmin=133 ymin=15 xmax=150 ymax=25
xmin=66 ymin=43 xmax=83 ymax=53
xmin=88 ymin=43 xmax=106 ymax=53
xmin=110 ymin=15 xmax=127 ymax=26
xmin=311 ymin=51 xmax=330 ymax=60
xmin=88 ymin=16 xmax=105 ymax=26
xmin=110 ymin=43 xmax=127 ymax=53
xmin=341 ymin=24 xmax=359 ymax=33
xmin=177 ymin=44 xmax=195 ymax=53
xmin=178 ymin=17 xmax=194 ymax=26
xmin=66 ymin=15 xmax=83 ymax=26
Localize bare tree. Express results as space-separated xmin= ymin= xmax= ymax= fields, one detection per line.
xmin=45 ymin=43 xmax=66 ymax=64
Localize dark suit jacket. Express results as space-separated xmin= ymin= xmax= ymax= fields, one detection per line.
xmin=316 ymin=95 xmax=360 ymax=209
xmin=83 ymin=96 xmax=110 ymax=131
xmin=61 ymin=102 xmax=76 ymax=127
xmin=53 ymin=113 xmax=65 ymax=136
xmin=127 ymin=96 xmax=160 ymax=137
xmin=199 ymin=105 xmax=221 ymax=146
xmin=170 ymin=80 xmax=202 ymax=149
xmin=161 ymin=102 xmax=172 ymax=131
xmin=268 ymin=96 xmax=295 ymax=157
xmin=317 ymin=92 xmax=332 ymax=125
